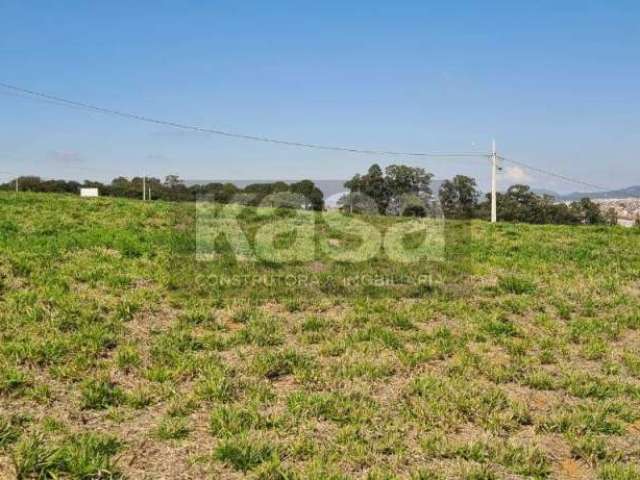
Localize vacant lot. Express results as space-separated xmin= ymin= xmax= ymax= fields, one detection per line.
xmin=1 ymin=192 xmax=639 ymax=479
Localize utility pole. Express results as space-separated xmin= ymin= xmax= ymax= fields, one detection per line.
xmin=15 ymin=177 xmax=18 ymax=193
xmin=142 ymin=176 xmax=146 ymax=201
xmin=491 ymin=139 xmax=497 ymax=223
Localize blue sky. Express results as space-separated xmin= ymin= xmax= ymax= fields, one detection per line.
xmin=1 ymin=1 xmax=638 ymax=192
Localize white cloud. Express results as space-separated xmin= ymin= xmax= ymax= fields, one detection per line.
xmin=503 ymin=165 xmax=531 ymax=183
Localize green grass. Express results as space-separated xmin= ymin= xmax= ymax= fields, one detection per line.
xmin=80 ymin=378 xmax=125 ymax=410
xmin=213 ymin=436 xmax=276 ymax=473
xmin=1 ymin=192 xmax=640 ymax=478
xmin=154 ymin=416 xmax=191 ymax=441
xmin=11 ymin=432 xmax=121 ymax=479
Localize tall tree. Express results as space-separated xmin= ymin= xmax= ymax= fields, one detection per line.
xmin=384 ymin=165 xmax=432 ymax=197
xmin=439 ymin=175 xmax=479 ymax=219
xmin=344 ymin=164 xmax=390 ymax=214
xmin=344 ymin=164 xmax=434 ymax=215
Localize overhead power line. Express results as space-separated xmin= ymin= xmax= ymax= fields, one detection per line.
xmin=0 ymin=82 xmax=610 ymax=191
xmin=498 ymin=155 xmax=608 ymax=191
xmin=0 ymin=82 xmax=485 ymax=159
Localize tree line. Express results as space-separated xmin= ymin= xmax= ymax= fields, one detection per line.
xmin=439 ymin=175 xmax=614 ymax=225
xmin=340 ymin=164 xmax=618 ymax=225
xmin=0 ymin=175 xmax=324 ymax=210
xmin=0 ymin=164 xmax=625 ymax=225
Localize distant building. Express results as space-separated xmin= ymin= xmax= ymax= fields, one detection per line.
xmin=593 ymin=198 xmax=640 ymax=227
xmin=80 ymin=188 xmax=99 ymax=198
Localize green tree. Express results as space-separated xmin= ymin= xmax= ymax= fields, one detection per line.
xmin=290 ymin=180 xmax=324 ymax=211
xmin=384 ymin=165 xmax=432 ymax=197
xmin=548 ymin=202 xmax=581 ymax=225
xmin=164 ymin=175 xmax=183 ymax=188
xmin=345 ymin=164 xmax=433 ymax=215
xmin=344 ymin=164 xmax=390 ymax=214
xmin=498 ymin=185 xmax=544 ymax=223
xmin=438 ymin=175 xmax=479 ymax=219
xmin=570 ymin=198 xmax=605 ymax=225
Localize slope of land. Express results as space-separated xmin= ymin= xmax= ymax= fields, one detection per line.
xmin=1 ymin=193 xmax=640 ymax=479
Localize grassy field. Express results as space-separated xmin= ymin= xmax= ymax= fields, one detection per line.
xmin=1 ymin=192 xmax=640 ymax=479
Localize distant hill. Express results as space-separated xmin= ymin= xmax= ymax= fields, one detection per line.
xmin=531 ymin=188 xmax=561 ymax=197
xmin=559 ymin=185 xmax=640 ymax=201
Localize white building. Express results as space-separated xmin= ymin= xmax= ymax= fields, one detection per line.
xmin=80 ymin=188 xmax=99 ymax=198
